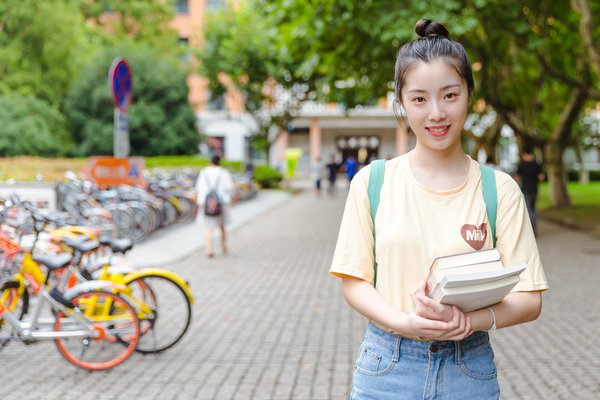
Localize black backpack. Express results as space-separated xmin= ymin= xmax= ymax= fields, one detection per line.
xmin=204 ymin=171 xmax=223 ymax=216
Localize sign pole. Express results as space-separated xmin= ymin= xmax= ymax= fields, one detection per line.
xmin=113 ymin=108 xmax=130 ymax=158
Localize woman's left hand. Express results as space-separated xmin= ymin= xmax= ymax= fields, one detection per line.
xmin=411 ymin=269 xmax=454 ymax=322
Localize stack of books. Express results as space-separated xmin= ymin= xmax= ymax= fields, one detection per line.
xmin=426 ymin=248 xmax=526 ymax=312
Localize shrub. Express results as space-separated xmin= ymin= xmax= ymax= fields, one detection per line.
xmin=253 ymin=165 xmax=282 ymax=188
xmin=567 ymin=169 xmax=600 ymax=182
xmin=0 ymin=94 xmax=72 ymax=156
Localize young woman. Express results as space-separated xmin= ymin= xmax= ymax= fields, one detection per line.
xmin=196 ymin=154 xmax=235 ymax=257
xmin=330 ymin=19 xmax=548 ymax=399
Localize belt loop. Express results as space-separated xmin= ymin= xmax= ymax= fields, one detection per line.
xmin=393 ymin=335 xmax=401 ymax=362
xmin=455 ymin=339 xmax=462 ymax=364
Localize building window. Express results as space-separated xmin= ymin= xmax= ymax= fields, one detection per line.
xmin=174 ymin=0 xmax=189 ymax=14
xmin=206 ymin=0 xmax=226 ymax=11
xmin=207 ymin=90 xmax=226 ymax=111
xmin=178 ymin=37 xmax=190 ymax=63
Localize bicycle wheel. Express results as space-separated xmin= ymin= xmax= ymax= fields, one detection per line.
xmin=54 ymin=290 xmax=140 ymax=371
xmin=174 ymin=196 xmax=196 ymax=222
xmin=126 ymin=202 xmax=153 ymax=243
xmin=106 ymin=205 xmax=135 ymax=239
xmin=84 ymin=212 xmax=117 ymax=239
xmin=160 ymin=199 xmax=178 ymax=226
xmin=125 ymin=274 xmax=192 ymax=353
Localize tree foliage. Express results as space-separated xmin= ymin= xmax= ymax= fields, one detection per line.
xmin=79 ymin=0 xmax=179 ymax=52
xmin=0 ymin=0 xmax=186 ymax=158
xmin=0 ymin=0 xmax=87 ymax=105
xmin=0 ymin=94 xmax=71 ymax=157
xmin=256 ymin=0 xmax=600 ymax=207
xmin=197 ymin=4 xmax=321 ymax=159
xmin=65 ymin=44 xmax=200 ymax=156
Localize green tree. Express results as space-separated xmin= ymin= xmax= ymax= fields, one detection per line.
xmin=79 ymin=0 xmax=179 ymax=52
xmin=0 ymin=0 xmax=87 ymax=105
xmin=259 ymin=0 xmax=600 ymax=208
xmin=197 ymin=4 xmax=321 ymax=161
xmin=65 ymin=44 xmax=200 ymax=156
xmin=0 ymin=94 xmax=71 ymax=157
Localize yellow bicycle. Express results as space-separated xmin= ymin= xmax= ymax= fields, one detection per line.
xmin=0 ymin=230 xmax=140 ymax=370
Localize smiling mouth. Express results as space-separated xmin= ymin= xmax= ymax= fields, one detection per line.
xmin=426 ymin=125 xmax=450 ymax=137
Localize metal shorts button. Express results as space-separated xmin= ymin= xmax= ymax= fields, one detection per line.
xmin=429 ymin=344 xmax=439 ymax=353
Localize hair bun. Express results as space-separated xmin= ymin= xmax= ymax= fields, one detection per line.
xmin=415 ymin=19 xmax=450 ymax=39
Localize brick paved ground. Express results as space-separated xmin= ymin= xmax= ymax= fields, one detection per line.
xmin=1 ymin=188 xmax=598 ymax=399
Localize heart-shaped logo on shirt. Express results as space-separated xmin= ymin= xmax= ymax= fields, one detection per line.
xmin=461 ymin=223 xmax=487 ymax=250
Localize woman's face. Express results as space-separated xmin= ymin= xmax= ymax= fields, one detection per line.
xmin=400 ymin=59 xmax=469 ymax=154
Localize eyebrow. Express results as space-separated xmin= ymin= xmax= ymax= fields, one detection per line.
xmin=406 ymin=84 xmax=463 ymax=94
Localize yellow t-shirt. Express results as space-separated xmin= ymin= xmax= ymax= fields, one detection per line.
xmin=330 ymin=153 xmax=548 ymax=315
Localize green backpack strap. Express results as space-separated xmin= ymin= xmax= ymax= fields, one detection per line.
xmin=480 ymin=164 xmax=498 ymax=247
xmin=367 ymin=160 xmax=385 ymax=287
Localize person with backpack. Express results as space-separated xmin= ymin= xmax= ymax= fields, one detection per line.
xmin=329 ymin=19 xmax=548 ymax=399
xmin=196 ymin=154 xmax=235 ymax=258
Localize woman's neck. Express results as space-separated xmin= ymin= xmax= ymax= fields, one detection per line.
xmin=409 ymin=145 xmax=471 ymax=190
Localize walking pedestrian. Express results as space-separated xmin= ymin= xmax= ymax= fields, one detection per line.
xmin=515 ymin=146 xmax=545 ymax=235
xmin=343 ymin=155 xmax=359 ymax=185
xmin=196 ymin=154 xmax=235 ymax=258
xmin=311 ymin=157 xmax=325 ymax=196
xmin=326 ymin=154 xmax=340 ymax=196
xmin=244 ymin=157 xmax=255 ymax=180
xmin=330 ymin=19 xmax=548 ymax=399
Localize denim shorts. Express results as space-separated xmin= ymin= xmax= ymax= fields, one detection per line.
xmin=351 ymin=323 xmax=500 ymax=400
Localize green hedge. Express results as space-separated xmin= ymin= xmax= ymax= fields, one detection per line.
xmin=254 ymin=165 xmax=282 ymax=188
xmin=566 ymin=170 xmax=600 ymax=182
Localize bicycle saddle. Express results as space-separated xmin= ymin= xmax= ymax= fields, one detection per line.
xmin=99 ymin=237 xmax=134 ymax=254
xmin=62 ymin=237 xmax=100 ymax=254
xmin=32 ymin=252 xmax=73 ymax=272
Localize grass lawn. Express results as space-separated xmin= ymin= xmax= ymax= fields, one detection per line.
xmin=537 ymin=182 xmax=600 ymax=238
xmin=0 ymin=155 xmax=222 ymax=182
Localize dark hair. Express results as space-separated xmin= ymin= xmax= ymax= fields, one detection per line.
xmin=211 ymin=154 xmax=221 ymax=165
xmin=394 ymin=19 xmax=474 ymax=102
xmin=522 ymin=145 xmax=534 ymax=155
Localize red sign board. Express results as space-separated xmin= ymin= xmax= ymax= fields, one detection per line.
xmin=108 ymin=58 xmax=133 ymax=112
xmin=83 ymin=156 xmax=145 ymax=188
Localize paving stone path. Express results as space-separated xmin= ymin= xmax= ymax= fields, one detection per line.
xmin=1 ymin=189 xmax=598 ymax=399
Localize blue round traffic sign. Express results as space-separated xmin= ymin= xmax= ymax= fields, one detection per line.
xmin=109 ymin=58 xmax=133 ymax=112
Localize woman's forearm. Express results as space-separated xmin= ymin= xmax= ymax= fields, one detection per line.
xmin=342 ymin=276 xmax=407 ymax=332
xmin=467 ymin=291 xmax=542 ymax=332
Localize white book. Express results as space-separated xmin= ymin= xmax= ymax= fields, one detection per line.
xmin=436 ymin=263 xmax=527 ymax=289
xmin=428 ymin=260 xmax=503 ymax=290
xmin=429 ymin=263 xmax=527 ymax=312
xmin=426 ymin=248 xmax=527 ymax=312
xmin=431 ymin=274 xmax=521 ymax=312
xmin=430 ymin=248 xmax=500 ymax=270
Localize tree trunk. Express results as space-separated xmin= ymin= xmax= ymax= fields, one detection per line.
xmin=572 ymin=0 xmax=600 ymax=78
xmin=543 ymin=86 xmax=588 ymax=208
xmin=544 ymin=141 xmax=571 ymax=208
xmin=575 ymin=146 xmax=590 ymax=184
